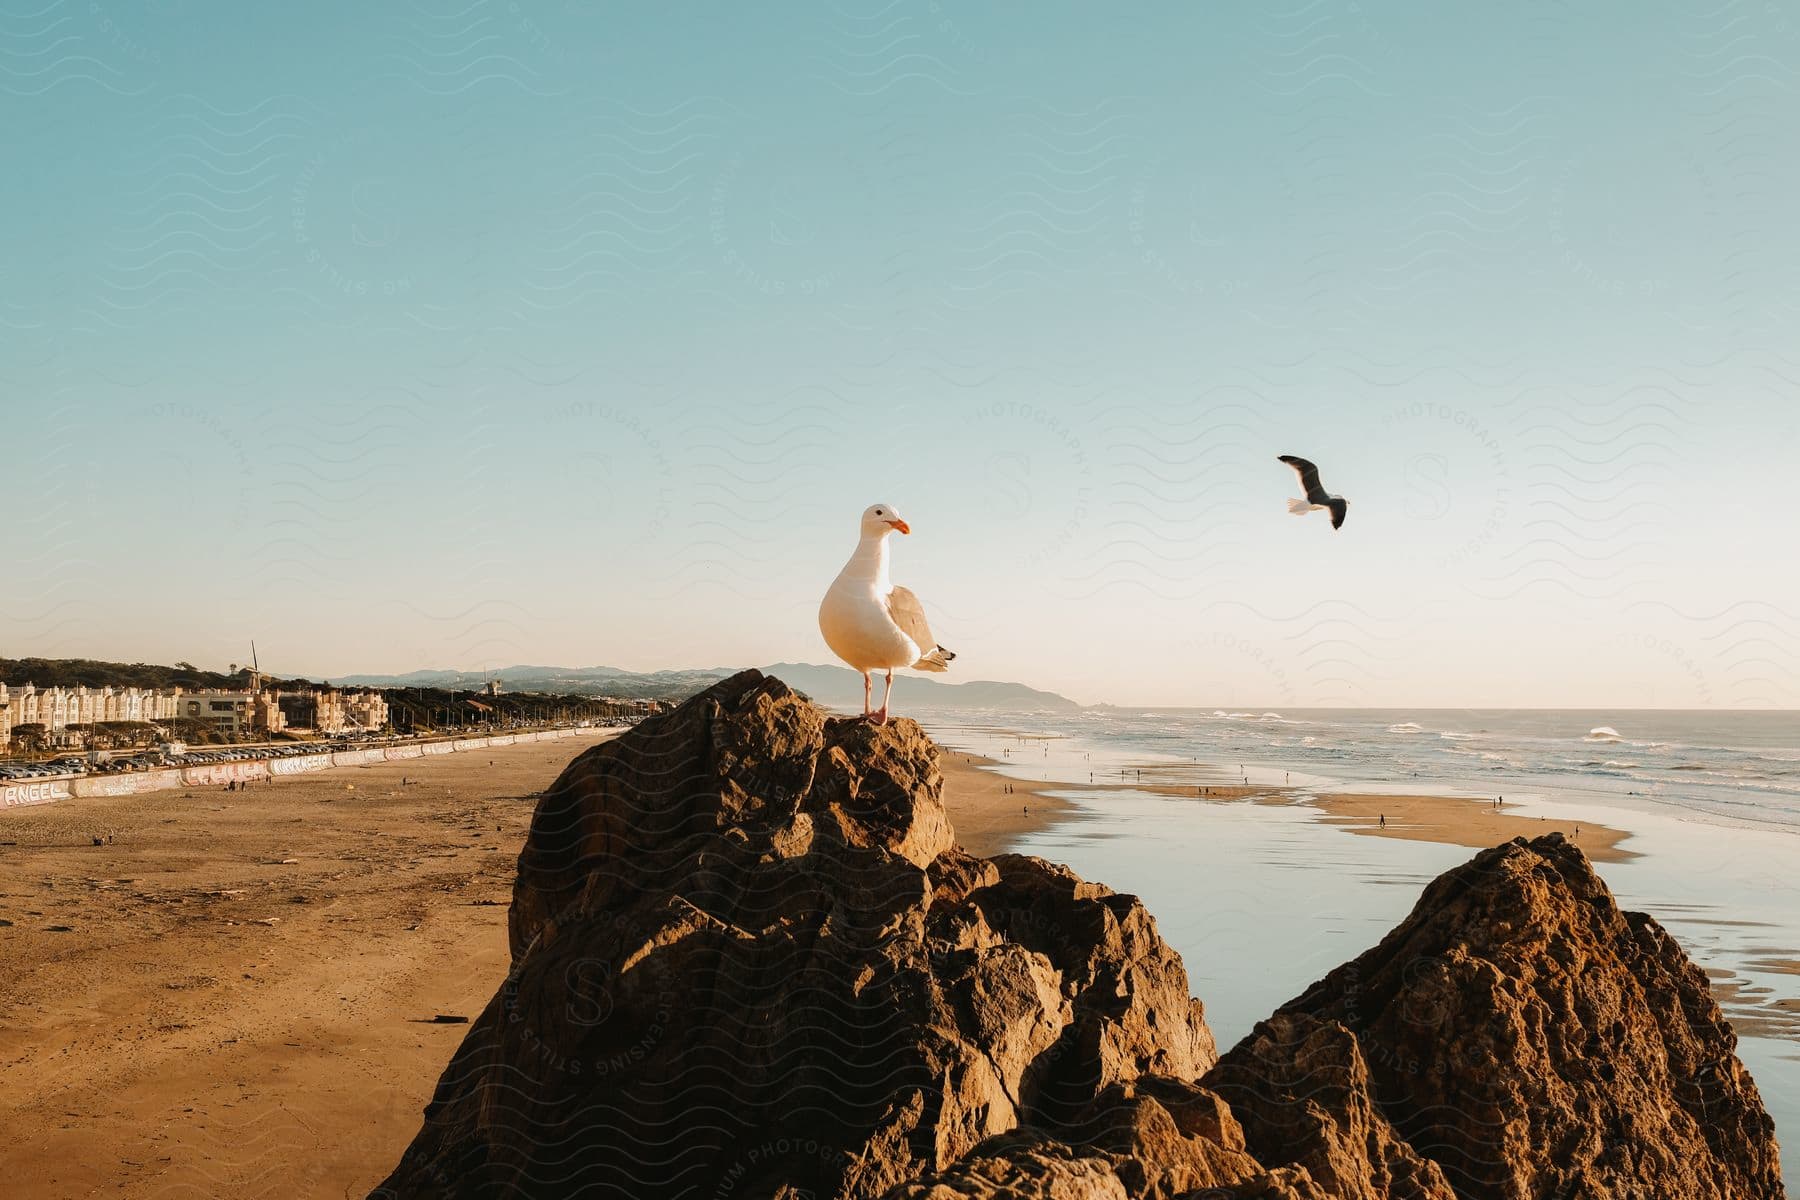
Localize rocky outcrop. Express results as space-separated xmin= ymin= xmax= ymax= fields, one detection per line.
xmin=1214 ymin=833 xmax=1785 ymax=1200
xmin=375 ymin=670 xmax=1214 ymax=1199
xmin=375 ymin=672 xmax=1786 ymax=1200
xmin=889 ymin=1078 xmax=1334 ymax=1198
xmin=1203 ymin=1015 xmax=1455 ymax=1200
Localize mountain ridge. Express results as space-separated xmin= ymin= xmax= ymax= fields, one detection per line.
xmin=330 ymin=661 xmax=1081 ymax=710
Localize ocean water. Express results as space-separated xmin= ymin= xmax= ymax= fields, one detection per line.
xmin=911 ymin=704 xmax=1800 ymax=1190
xmin=952 ymin=706 xmax=1800 ymax=830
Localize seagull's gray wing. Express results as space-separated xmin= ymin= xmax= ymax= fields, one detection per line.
xmin=886 ymin=586 xmax=939 ymax=661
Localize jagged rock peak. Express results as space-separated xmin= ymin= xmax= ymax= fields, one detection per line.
xmin=1213 ymin=834 xmax=1784 ymax=1200
xmin=377 ymin=670 xmax=1215 ymax=1199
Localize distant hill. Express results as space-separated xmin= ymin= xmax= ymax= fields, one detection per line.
xmin=334 ymin=662 xmax=1080 ymax=711
xmin=333 ymin=665 xmax=735 ymax=700
xmin=0 ymin=657 xmax=319 ymax=692
xmin=756 ymin=663 xmax=1078 ymax=712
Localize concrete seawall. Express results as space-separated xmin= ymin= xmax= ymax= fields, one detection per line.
xmin=1 ymin=727 xmax=609 ymax=810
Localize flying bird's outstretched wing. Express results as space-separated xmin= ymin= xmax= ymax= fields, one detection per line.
xmin=886 ymin=586 xmax=955 ymax=672
xmin=1278 ymin=455 xmax=1330 ymax=504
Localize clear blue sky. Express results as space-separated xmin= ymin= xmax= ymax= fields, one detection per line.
xmin=5 ymin=2 xmax=1797 ymax=707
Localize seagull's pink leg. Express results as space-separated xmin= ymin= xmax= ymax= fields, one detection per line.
xmin=874 ymin=670 xmax=894 ymax=725
xmin=862 ymin=672 xmax=872 ymax=717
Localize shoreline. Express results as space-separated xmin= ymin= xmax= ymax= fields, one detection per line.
xmin=938 ymin=749 xmax=1080 ymax=858
xmin=938 ymin=743 xmax=1639 ymax=865
xmin=933 ymin=725 xmax=1800 ymax=1064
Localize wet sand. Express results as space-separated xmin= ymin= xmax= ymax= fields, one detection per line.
xmin=1707 ymin=972 xmax=1800 ymax=1043
xmin=1311 ymin=792 xmax=1635 ymax=863
xmin=1107 ymin=762 xmax=1635 ymax=863
xmin=0 ymin=730 xmax=616 ymax=1200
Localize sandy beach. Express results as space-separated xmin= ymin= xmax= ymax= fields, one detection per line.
xmin=0 ymin=731 xmax=614 ymax=1199
xmin=937 ymin=749 xmax=1077 ymax=857
xmin=1310 ymin=791 xmax=1634 ymax=863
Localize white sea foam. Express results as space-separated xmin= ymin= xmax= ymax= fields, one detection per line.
xmin=1584 ymin=726 xmax=1622 ymax=743
xmin=1387 ymin=722 xmax=1424 ymax=734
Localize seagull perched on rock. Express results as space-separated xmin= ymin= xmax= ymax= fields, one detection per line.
xmin=819 ymin=503 xmax=956 ymax=724
xmin=1278 ymin=455 xmax=1348 ymax=530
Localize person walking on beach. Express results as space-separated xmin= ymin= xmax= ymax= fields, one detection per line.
xmin=1379 ymin=813 xmax=1385 ymax=828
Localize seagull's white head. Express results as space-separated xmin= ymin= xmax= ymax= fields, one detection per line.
xmin=860 ymin=503 xmax=910 ymax=537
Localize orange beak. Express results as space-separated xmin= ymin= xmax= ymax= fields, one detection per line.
xmin=887 ymin=518 xmax=911 ymax=534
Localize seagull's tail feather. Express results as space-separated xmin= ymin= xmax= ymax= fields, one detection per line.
xmin=914 ymin=647 xmax=955 ymax=673
xmin=1286 ymin=498 xmax=1312 ymax=515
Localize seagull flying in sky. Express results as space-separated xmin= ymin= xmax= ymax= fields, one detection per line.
xmin=1278 ymin=455 xmax=1348 ymax=530
xmin=818 ymin=503 xmax=956 ymax=724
